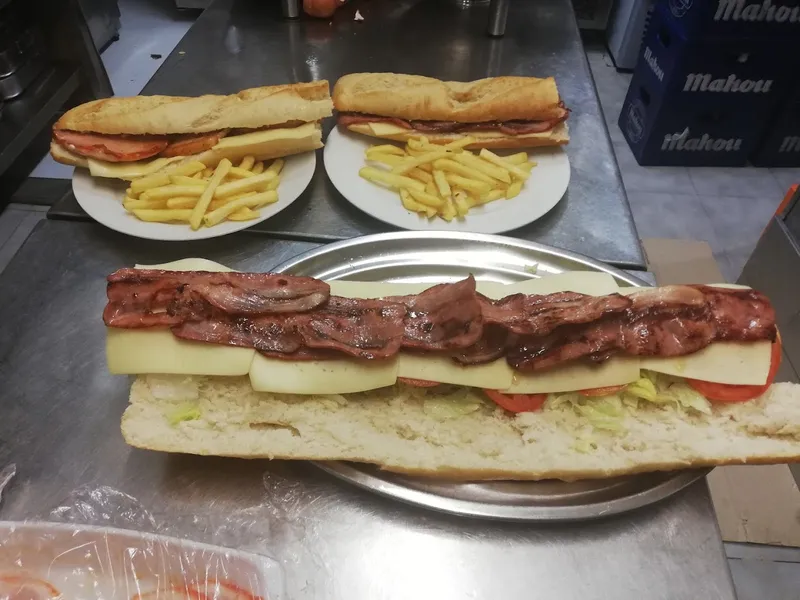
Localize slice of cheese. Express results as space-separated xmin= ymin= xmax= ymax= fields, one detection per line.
xmin=368 ymin=122 xmax=412 ymax=137
xmin=107 ymin=329 xmax=254 ymax=376
xmin=328 ymin=280 xmax=505 ymax=298
xmin=249 ymin=354 xmax=398 ymax=394
xmin=213 ymin=123 xmax=319 ymax=150
xmin=397 ymin=353 xmax=513 ymax=389
xmin=134 ymin=258 xmax=234 ymax=272
xmin=106 ymin=259 xmax=255 ymax=376
xmin=88 ymin=156 xmax=185 ymax=180
xmin=640 ymin=341 xmax=772 ymax=385
xmin=328 ymin=281 xmax=432 ymax=298
xmin=505 ymin=272 xmax=621 ymax=296
xmin=504 ymin=357 xmax=641 ymax=394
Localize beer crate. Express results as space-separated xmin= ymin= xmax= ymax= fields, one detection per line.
xmin=752 ymin=83 xmax=800 ymax=166
xmin=618 ymin=6 xmax=791 ymax=165
xmin=658 ymin=0 xmax=800 ymax=40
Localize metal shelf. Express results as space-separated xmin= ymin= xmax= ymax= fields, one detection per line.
xmin=0 ymin=64 xmax=80 ymax=176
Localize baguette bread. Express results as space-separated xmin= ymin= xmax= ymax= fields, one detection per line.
xmin=122 ymin=375 xmax=800 ymax=481
xmin=55 ymin=81 xmax=333 ymax=135
xmin=333 ymin=73 xmax=566 ymax=122
xmin=345 ymin=121 xmax=569 ymax=149
xmin=51 ymin=122 xmax=322 ymax=176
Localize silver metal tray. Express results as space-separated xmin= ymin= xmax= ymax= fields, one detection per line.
xmin=274 ymin=231 xmax=708 ymax=522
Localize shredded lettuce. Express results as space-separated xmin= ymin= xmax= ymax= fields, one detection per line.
xmin=422 ymin=388 xmax=484 ymax=420
xmin=543 ymin=370 xmax=713 ymax=434
xmin=167 ymin=403 xmax=201 ymax=426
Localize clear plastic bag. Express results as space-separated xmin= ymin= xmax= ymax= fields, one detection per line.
xmin=0 ymin=467 xmax=285 ymax=600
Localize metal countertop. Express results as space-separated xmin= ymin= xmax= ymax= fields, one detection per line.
xmin=47 ymin=0 xmax=645 ymax=269
xmin=0 ymin=220 xmax=733 ymax=599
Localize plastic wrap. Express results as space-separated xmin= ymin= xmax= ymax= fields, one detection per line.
xmin=0 ymin=469 xmax=284 ymax=600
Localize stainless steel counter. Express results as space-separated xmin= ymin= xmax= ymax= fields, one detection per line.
xmin=0 ymin=220 xmax=735 ymax=599
xmin=46 ymin=0 xmax=645 ymax=269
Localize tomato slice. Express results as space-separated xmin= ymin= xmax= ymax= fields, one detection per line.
xmin=484 ymin=389 xmax=547 ymax=413
xmin=579 ymin=384 xmax=626 ymax=397
xmin=398 ymin=377 xmax=440 ymax=388
xmin=687 ymin=337 xmax=782 ymax=403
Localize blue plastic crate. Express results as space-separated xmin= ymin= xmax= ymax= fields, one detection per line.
xmin=752 ymin=83 xmax=800 ymax=166
xmin=659 ymin=0 xmax=800 ymax=39
xmin=618 ymin=7 xmax=793 ymax=165
xmin=639 ymin=4 xmax=794 ymax=101
xmin=619 ymin=76 xmax=767 ymax=165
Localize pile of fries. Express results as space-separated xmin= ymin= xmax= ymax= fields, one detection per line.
xmin=359 ymin=136 xmax=536 ymax=221
xmin=123 ymin=156 xmax=283 ymax=230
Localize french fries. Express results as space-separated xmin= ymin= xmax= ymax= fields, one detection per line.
xmin=122 ymin=157 xmax=286 ymax=229
xmin=358 ymin=138 xmax=537 ymax=222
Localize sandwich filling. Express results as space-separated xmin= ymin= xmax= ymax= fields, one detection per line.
xmin=103 ymin=269 xmax=776 ymax=373
xmin=52 ymin=121 xmax=312 ymax=163
xmin=337 ymin=106 xmax=569 ymax=136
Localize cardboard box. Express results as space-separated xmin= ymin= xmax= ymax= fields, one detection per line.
xmin=642 ymin=237 xmax=800 ymax=547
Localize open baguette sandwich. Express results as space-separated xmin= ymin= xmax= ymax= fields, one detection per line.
xmin=333 ymin=72 xmax=570 ymax=149
xmin=105 ymin=259 xmax=800 ymax=481
xmin=51 ymin=82 xmax=332 ymax=181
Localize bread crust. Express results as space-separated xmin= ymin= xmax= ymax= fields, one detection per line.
xmin=346 ymin=121 xmax=569 ymax=149
xmin=333 ymin=73 xmax=566 ymax=123
xmin=122 ymin=376 xmax=800 ymax=482
xmin=55 ymin=81 xmax=333 ymax=135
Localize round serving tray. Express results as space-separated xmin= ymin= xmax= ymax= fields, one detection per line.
xmin=273 ymin=231 xmax=708 ymax=522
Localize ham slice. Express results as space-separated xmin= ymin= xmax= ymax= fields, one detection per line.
xmin=161 ymin=130 xmax=228 ymax=157
xmin=52 ymin=130 xmax=168 ymax=162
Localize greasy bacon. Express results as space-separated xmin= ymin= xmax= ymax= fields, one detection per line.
xmin=103 ymin=273 xmax=778 ymax=370
xmin=52 ymin=130 xmax=168 ymax=162
xmin=299 ymin=296 xmax=406 ymax=359
xmin=387 ymin=276 xmax=483 ymax=350
xmin=480 ymin=291 xmax=631 ymax=335
xmin=104 ymin=269 xmax=330 ymax=328
xmin=507 ymin=285 xmax=775 ymax=372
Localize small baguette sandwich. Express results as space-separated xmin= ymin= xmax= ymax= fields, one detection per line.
xmin=333 ymin=72 xmax=570 ymax=149
xmin=51 ymin=82 xmax=332 ymax=180
xmin=106 ymin=260 xmax=800 ymax=481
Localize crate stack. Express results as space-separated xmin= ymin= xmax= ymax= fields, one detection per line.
xmin=618 ymin=0 xmax=800 ymax=166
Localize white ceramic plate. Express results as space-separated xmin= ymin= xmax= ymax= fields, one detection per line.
xmin=72 ymin=152 xmax=316 ymax=241
xmin=323 ymin=127 xmax=570 ymax=234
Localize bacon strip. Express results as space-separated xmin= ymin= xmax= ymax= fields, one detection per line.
xmin=103 ymin=271 xmax=777 ymax=371
xmin=104 ymin=269 xmax=330 ymax=328
xmin=507 ymin=286 xmax=776 ymax=371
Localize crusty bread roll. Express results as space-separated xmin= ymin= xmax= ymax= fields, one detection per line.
xmin=333 ymin=73 xmax=566 ymax=122
xmin=51 ymin=123 xmax=322 ymax=176
xmin=55 ymin=81 xmax=333 ymax=135
xmin=122 ymin=375 xmax=800 ymax=481
xmin=345 ymin=121 xmax=569 ymax=150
